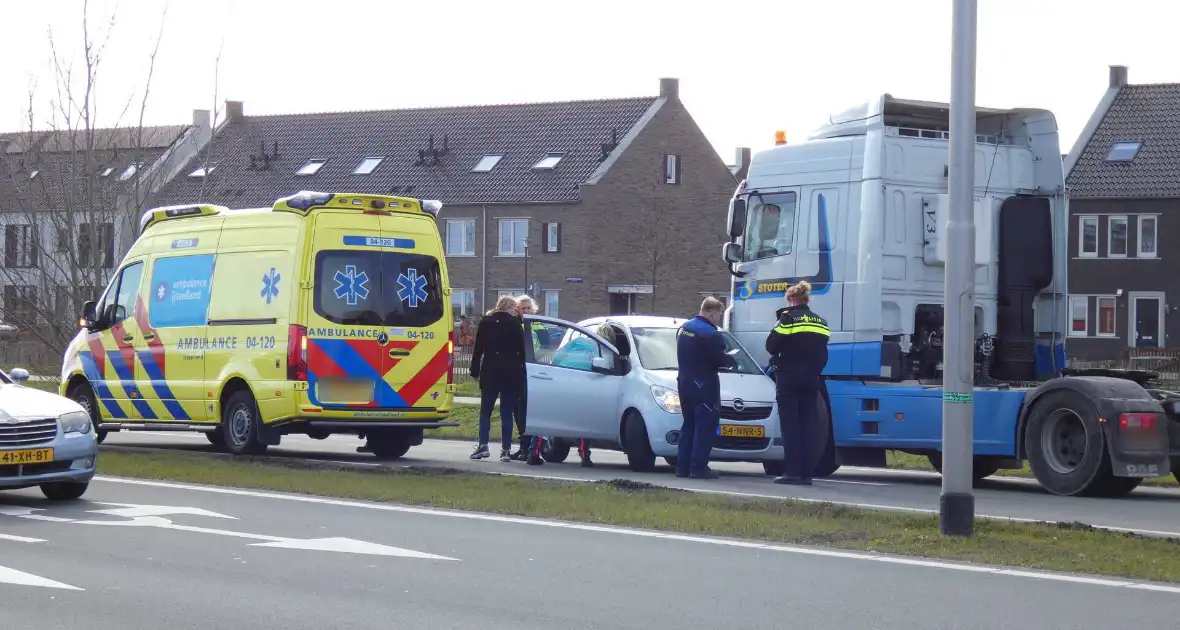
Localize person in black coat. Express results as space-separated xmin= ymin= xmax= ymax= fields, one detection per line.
xmin=468 ymin=296 xmax=526 ymax=462
xmin=764 ymin=281 xmax=830 ymax=485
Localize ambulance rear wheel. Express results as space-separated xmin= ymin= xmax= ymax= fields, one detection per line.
xmin=223 ymin=390 xmax=267 ymax=456
xmin=369 ymin=433 xmax=413 ymax=460
xmin=68 ymin=382 xmax=106 ymax=444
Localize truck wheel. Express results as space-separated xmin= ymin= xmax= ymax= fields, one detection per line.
xmin=623 ymin=411 xmax=657 ymax=472
xmin=40 ymin=482 xmax=88 ymax=501
xmin=68 ymin=382 xmax=106 ymax=444
xmin=811 ymin=389 xmax=840 ymax=477
xmin=223 ymin=390 xmax=267 ymax=456
xmin=541 ymin=438 xmax=571 ymax=463
xmin=1024 ymin=389 xmax=1130 ymax=497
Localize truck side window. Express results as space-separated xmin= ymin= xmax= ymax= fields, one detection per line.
xmin=745 ymin=192 xmax=797 ymax=260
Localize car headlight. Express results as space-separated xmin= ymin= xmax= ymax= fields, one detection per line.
xmin=650 ymin=385 xmax=681 ymax=414
xmin=59 ymin=410 xmax=92 ymax=435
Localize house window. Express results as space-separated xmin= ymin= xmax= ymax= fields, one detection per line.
xmin=451 ymin=289 xmax=476 ymax=319
xmin=117 ymin=163 xmax=141 ymax=181
xmin=296 ymin=159 xmax=327 ymax=176
xmin=664 ymin=154 xmax=680 ymax=184
xmin=189 ymin=163 xmax=217 ymax=178
xmin=78 ymin=223 xmax=116 ymax=269
xmin=1069 ymin=296 xmax=1088 ymax=336
xmin=472 ymin=155 xmax=503 ymax=172
xmin=1138 ymin=215 xmax=1157 ymax=258
xmin=28 ymin=170 xmax=39 ymax=180
xmin=1096 ymin=296 xmax=1117 ymax=337
xmin=498 ymin=219 xmax=528 ymax=256
xmin=352 ymin=157 xmax=384 ymax=175
xmin=3 ymin=225 xmax=38 ymax=269
xmin=544 ymin=222 xmax=560 ymax=253
xmin=532 ymin=153 xmax=564 ymax=169
xmin=99 ymin=166 xmax=113 ymax=178
xmin=544 ymin=290 xmax=559 ymax=318
xmin=56 ymin=228 xmax=70 ymax=253
xmin=1078 ymin=216 xmax=1098 ymax=257
xmin=1105 ymin=141 xmax=1142 ymax=162
xmin=445 ymin=219 xmax=476 ymax=257
xmin=2 ymin=285 xmax=37 ymax=324
xmin=1108 ymin=216 xmax=1128 ymax=257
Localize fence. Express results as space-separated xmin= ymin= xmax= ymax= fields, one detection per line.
xmin=1068 ymin=348 xmax=1180 ymax=389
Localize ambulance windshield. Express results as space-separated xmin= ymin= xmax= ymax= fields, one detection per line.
xmin=313 ymin=250 xmax=444 ymax=328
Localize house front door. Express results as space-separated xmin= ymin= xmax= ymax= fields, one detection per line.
xmin=1131 ymin=295 xmax=1163 ymax=348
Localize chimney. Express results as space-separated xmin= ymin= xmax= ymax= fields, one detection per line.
xmin=1110 ymin=65 xmax=1128 ymax=88
xmin=225 ymin=100 xmax=244 ymax=123
xmin=732 ymin=147 xmax=752 ymax=180
xmin=659 ymin=77 xmax=679 ymax=100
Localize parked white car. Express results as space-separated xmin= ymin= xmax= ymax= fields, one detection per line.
xmin=521 ymin=314 xmax=784 ymax=473
xmin=0 ymin=368 xmax=98 ymax=500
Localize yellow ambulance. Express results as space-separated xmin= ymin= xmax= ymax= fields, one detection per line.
xmin=59 ymin=191 xmax=457 ymax=459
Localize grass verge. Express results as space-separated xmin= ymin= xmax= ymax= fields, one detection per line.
xmin=97 ymin=450 xmax=1180 ymax=583
xmin=441 ymin=400 xmax=1179 ymax=488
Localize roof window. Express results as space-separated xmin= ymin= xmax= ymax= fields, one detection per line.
xmin=99 ymin=167 xmax=113 ymax=178
xmin=532 ymin=152 xmax=565 ymax=169
xmin=296 ymin=159 xmax=327 ymax=176
xmin=472 ymin=154 xmax=503 ymax=172
xmin=118 ymin=163 xmax=142 ymax=181
xmin=1106 ymin=141 xmax=1142 ymax=162
xmin=189 ymin=164 xmax=217 ymax=178
xmin=353 ymin=157 xmax=385 ymax=175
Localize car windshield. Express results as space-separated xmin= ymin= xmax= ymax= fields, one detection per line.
xmin=630 ymin=327 xmax=763 ymax=375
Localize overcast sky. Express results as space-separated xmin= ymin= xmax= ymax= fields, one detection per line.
xmin=1 ymin=0 xmax=1172 ymax=164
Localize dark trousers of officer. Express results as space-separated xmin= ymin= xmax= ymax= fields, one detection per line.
xmin=777 ymin=386 xmax=819 ymax=479
xmin=676 ymin=393 xmax=719 ymax=476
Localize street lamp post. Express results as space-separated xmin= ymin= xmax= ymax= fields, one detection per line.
xmin=940 ymin=0 xmax=979 ymax=537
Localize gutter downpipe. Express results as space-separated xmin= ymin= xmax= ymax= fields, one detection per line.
xmin=481 ymin=204 xmax=488 ymax=312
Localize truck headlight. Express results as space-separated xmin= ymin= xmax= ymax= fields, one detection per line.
xmin=59 ymin=410 xmax=92 ymax=435
xmin=650 ymin=385 xmax=682 ymax=414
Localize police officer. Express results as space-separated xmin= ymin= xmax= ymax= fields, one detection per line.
xmin=765 ymin=281 xmax=830 ymax=485
xmin=675 ymin=297 xmax=737 ymax=480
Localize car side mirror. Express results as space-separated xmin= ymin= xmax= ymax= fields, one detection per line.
xmin=9 ymin=368 xmax=29 ymax=385
xmin=80 ymin=301 xmax=98 ymax=329
xmin=590 ymin=356 xmax=612 ymax=374
xmin=723 ymin=242 xmax=742 ymax=264
xmin=728 ymin=198 xmax=747 ymax=239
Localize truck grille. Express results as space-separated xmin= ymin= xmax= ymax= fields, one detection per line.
xmin=0 ymin=419 xmax=58 ymax=447
xmin=719 ymin=404 xmax=773 ymax=421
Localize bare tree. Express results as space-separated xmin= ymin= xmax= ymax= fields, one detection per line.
xmin=0 ymin=0 xmax=173 ymax=371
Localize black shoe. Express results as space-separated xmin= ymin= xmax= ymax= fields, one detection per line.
xmin=526 ymin=454 xmax=544 ymax=466
xmin=690 ymin=469 xmax=721 ymax=480
xmin=581 ymin=456 xmax=594 ymax=468
xmin=773 ymin=476 xmax=812 ymax=485
xmin=509 ymin=449 xmax=527 ymax=461
xmin=674 ymin=471 xmax=689 ymax=478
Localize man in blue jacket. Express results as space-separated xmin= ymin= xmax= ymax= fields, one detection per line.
xmin=675 ymin=297 xmax=737 ymax=479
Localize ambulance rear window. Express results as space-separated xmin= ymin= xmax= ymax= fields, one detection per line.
xmin=313 ymin=250 xmax=444 ymax=328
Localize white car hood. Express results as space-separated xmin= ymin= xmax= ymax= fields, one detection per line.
xmin=0 ymin=383 xmax=81 ymax=420
xmin=643 ymin=369 xmax=777 ymax=404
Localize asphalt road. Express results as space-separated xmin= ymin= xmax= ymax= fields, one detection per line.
xmin=103 ymin=431 xmax=1180 ymax=538
xmin=1 ymin=475 xmax=1178 ymax=629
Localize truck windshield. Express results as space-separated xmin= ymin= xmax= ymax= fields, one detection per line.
xmin=313 ymin=250 xmax=444 ymax=328
xmin=631 ymin=327 xmax=763 ymax=375
xmin=745 ymin=191 xmax=797 ymax=260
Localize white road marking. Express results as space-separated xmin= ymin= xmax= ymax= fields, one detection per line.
xmin=86 ymin=502 xmax=238 ymax=520
xmin=94 ymin=475 xmax=1180 ymax=595
xmin=0 ymin=533 xmax=46 ymax=543
xmin=0 ymin=565 xmax=82 ymax=590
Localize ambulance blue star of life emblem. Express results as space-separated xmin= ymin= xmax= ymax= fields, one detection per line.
xmin=397 ymin=268 xmax=428 ymax=307
xmin=333 ymin=265 xmax=370 ymax=306
xmin=261 ymin=267 xmax=280 ymax=304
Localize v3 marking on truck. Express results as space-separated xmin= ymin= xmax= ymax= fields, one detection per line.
xmin=734 ymin=193 xmax=833 ymax=301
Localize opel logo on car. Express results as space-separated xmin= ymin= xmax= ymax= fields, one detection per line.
xmin=732 ymin=398 xmax=745 ymax=411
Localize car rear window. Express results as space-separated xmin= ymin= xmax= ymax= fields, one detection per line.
xmin=313 ymin=250 xmax=444 ymax=328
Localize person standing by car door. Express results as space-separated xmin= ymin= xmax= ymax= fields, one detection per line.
xmin=469 ymin=296 xmax=525 ymax=462
xmin=764 ymin=281 xmax=830 ymax=485
xmin=675 ymin=297 xmax=737 ymax=479
xmin=512 ymin=295 xmax=545 ymax=463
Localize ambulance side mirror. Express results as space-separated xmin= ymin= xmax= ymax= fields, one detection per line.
xmin=80 ymin=301 xmax=98 ymax=329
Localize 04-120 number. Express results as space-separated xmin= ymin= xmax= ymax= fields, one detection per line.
xmin=246 ymin=336 xmax=276 ymax=349
xmin=406 ymin=331 xmax=435 ymax=340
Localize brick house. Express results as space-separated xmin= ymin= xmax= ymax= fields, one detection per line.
xmin=1063 ymin=65 xmax=1180 ymax=360
xmin=0 ymin=112 xmax=213 ymax=366
xmin=147 ymin=78 xmax=743 ymax=325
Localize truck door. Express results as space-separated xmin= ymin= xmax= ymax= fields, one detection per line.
xmin=730 ymin=189 xmax=800 ymax=352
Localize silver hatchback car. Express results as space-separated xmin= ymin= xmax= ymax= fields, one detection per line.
xmin=0 ymin=368 xmax=98 ymax=500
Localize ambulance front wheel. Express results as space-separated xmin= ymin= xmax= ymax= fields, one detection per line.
xmin=223 ymin=389 xmax=267 ymax=456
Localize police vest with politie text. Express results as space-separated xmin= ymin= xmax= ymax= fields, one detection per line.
xmin=765 ymin=304 xmax=831 ymax=389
